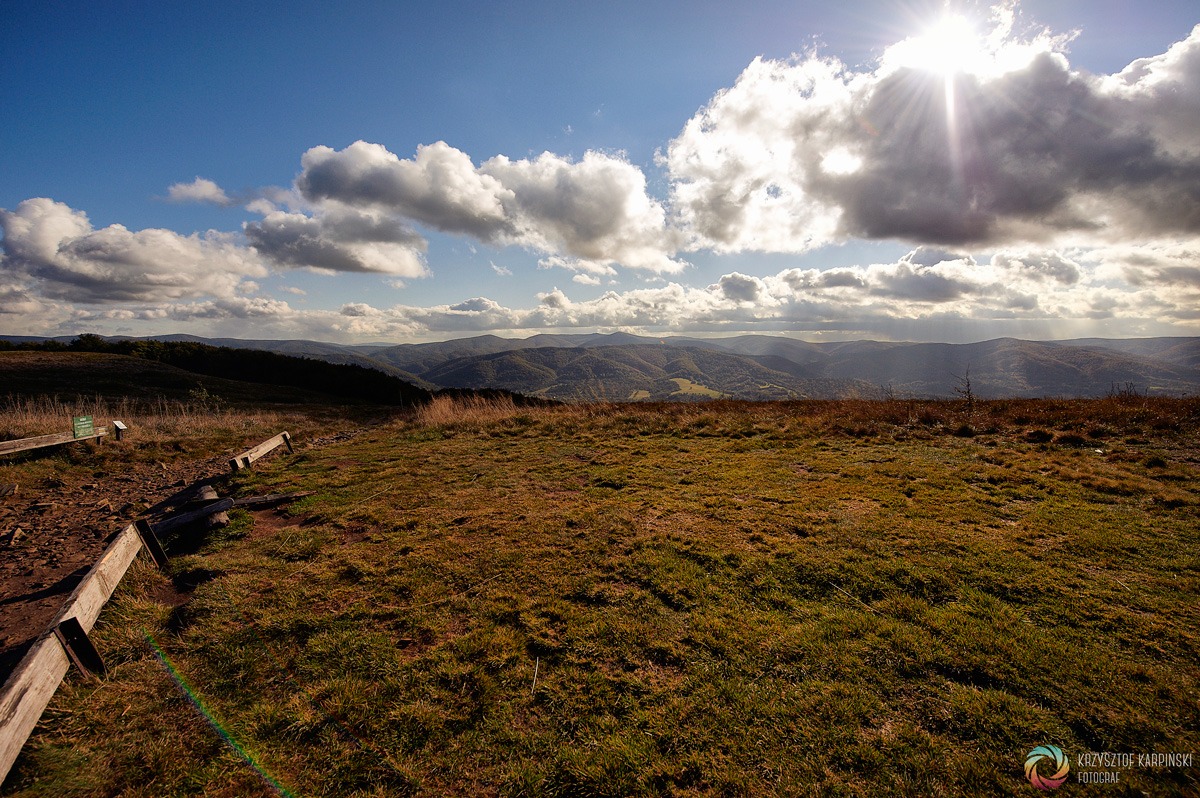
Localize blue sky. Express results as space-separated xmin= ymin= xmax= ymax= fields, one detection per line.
xmin=2 ymin=0 xmax=1198 ymax=343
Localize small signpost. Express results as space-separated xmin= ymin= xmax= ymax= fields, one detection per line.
xmin=71 ymin=416 xmax=94 ymax=440
xmin=0 ymin=419 xmax=122 ymax=457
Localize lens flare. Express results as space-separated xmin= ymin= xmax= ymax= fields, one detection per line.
xmin=145 ymin=631 xmax=297 ymax=798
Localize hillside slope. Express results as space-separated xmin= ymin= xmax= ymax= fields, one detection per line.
xmin=0 ymin=351 xmax=346 ymax=405
xmin=423 ymin=344 xmax=880 ymax=401
xmin=5 ymin=333 xmax=1199 ymax=399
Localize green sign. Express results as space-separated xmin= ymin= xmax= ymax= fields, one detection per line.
xmin=72 ymin=415 xmax=94 ymax=439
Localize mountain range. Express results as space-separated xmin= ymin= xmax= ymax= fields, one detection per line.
xmin=4 ymin=333 xmax=1199 ymax=401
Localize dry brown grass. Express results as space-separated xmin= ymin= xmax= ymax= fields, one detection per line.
xmin=0 ymin=395 xmax=289 ymax=445
xmin=414 ymin=394 xmax=554 ymax=428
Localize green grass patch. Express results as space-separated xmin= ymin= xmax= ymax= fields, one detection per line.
xmin=669 ymin=378 xmax=723 ymax=398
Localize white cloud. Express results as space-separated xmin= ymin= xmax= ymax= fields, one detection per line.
xmin=990 ymin=250 xmax=1081 ymax=285
xmin=167 ymin=177 xmax=233 ymax=206
xmin=299 ymin=140 xmax=511 ymax=239
xmin=537 ymin=255 xmax=617 ymax=277
xmin=14 ymin=238 xmax=1195 ymax=341
xmin=295 ymin=140 xmax=686 ymax=273
xmin=665 ymin=18 xmax=1200 ymax=253
xmin=0 ymin=198 xmax=265 ymax=303
xmin=481 ymin=149 xmax=687 ymax=273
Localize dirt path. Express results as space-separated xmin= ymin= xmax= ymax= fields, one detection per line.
xmin=0 ymin=449 xmax=245 ymax=678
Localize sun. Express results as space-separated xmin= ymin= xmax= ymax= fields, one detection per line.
xmin=884 ymin=13 xmax=984 ymax=76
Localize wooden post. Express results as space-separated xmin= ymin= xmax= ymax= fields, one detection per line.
xmin=196 ymin=486 xmax=229 ymax=529
xmin=229 ymin=431 xmax=293 ymax=471
xmin=112 ymin=420 xmax=127 ymax=441
xmin=133 ymin=519 xmax=169 ymax=569
xmin=53 ymin=617 xmax=106 ymax=679
xmin=150 ymin=497 xmax=234 ymax=535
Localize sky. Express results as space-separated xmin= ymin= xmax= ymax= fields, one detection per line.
xmin=2 ymin=0 xmax=1198 ymax=344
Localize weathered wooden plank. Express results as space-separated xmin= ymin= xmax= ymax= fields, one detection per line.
xmin=0 ymin=636 xmax=70 ymax=784
xmin=143 ymin=480 xmax=214 ymax=518
xmin=151 ymin=491 xmax=314 ymax=535
xmin=232 ymin=491 xmax=315 ymax=508
xmin=0 ymin=524 xmax=144 ymax=784
xmin=0 ymin=428 xmax=108 ymax=457
xmin=150 ymin=498 xmax=235 ymax=534
xmin=229 ymin=431 xmax=292 ymax=471
xmin=51 ymin=525 xmax=143 ymax=633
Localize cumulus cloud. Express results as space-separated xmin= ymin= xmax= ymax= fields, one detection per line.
xmin=295 ymin=140 xmax=686 ymax=273
xmin=0 ymin=198 xmax=265 ymax=303
xmin=299 ymin=140 xmax=511 ymax=240
xmin=665 ymin=18 xmax=1200 ymax=253
xmin=244 ymin=206 xmax=428 ymax=276
xmin=715 ymin=272 xmax=765 ymax=303
xmin=991 ymin=250 xmax=1081 ymax=284
xmin=481 ymin=150 xmax=686 ymax=273
xmin=166 ymin=177 xmax=234 ymax=206
xmin=19 ymin=238 xmax=1193 ymax=341
xmin=901 ymin=247 xmax=976 ymax=269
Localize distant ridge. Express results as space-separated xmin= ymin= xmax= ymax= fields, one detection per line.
xmin=3 ymin=333 xmax=1197 ymax=399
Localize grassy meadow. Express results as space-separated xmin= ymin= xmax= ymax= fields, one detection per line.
xmin=4 ymin=396 xmax=1199 ymax=796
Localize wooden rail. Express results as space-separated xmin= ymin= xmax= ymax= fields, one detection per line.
xmin=1 ymin=431 xmax=297 ymax=784
xmin=0 ymin=524 xmax=146 ymax=783
xmin=0 ymin=427 xmax=109 ymax=457
xmin=229 ymin=431 xmax=293 ymax=471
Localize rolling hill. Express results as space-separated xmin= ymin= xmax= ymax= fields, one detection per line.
xmin=421 ymin=344 xmax=879 ymax=401
xmin=4 ymin=333 xmax=1199 ymax=399
xmin=368 ymin=334 xmax=1200 ymax=398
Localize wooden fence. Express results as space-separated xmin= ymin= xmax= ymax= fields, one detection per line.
xmin=0 ymin=421 xmax=127 ymax=457
xmin=0 ymin=523 xmax=153 ymax=782
xmin=0 ymin=430 xmax=294 ymax=784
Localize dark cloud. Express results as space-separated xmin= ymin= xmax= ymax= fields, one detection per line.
xmin=244 ymin=207 xmax=428 ymax=276
xmin=716 ymin=272 xmax=762 ymax=302
xmin=825 ymin=50 xmax=1200 ymax=245
xmin=870 ymin=263 xmax=976 ymax=301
